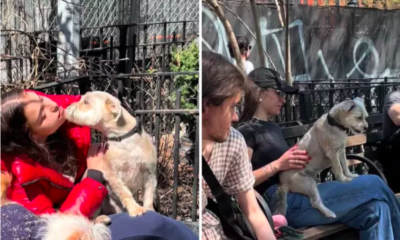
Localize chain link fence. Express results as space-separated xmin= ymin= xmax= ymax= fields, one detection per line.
xmin=139 ymin=0 xmax=199 ymax=44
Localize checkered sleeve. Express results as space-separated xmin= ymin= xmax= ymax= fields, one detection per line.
xmin=223 ymin=128 xmax=255 ymax=195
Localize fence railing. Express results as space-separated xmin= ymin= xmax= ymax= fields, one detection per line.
xmin=1 ymin=20 xmax=197 ymax=87
xmin=271 ymin=78 xmax=400 ymax=125
xmin=32 ymin=71 xmax=199 ymax=222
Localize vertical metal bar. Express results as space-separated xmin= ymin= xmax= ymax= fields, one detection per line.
xmin=118 ymin=79 xmax=124 ymax=103
xmin=136 ymin=91 xmax=140 ymax=111
xmin=172 ymin=90 xmax=181 ymax=219
xmin=143 ymin=25 xmax=148 ymax=70
xmin=119 ymin=27 xmax=128 ymax=73
xmin=329 ymin=80 xmax=334 ymax=108
xmin=155 ymin=78 xmax=161 ymax=157
xmin=140 ymin=79 xmax=144 ymax=127
xmin=6 ymin=37 xmax=12 ymax=83
xmin=78 ymin=77 xmax=91 ymax=95
xmin=153 ymin=33 xmax=157 ymax=62
xmin=110 ymin=36 xmax=114 ymax=61
xmin=182 ymin=21 xmax=186 ymax=47
xmin=99 ymin=28 xmax=104 ymax=74
xmin=162 ymin=22 xmax=167 ymax=71
xmin=192 ymin=96 xmax=199 ymax=221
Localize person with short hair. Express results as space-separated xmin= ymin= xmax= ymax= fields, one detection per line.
xmin=227 ymin=36 xmax=254 ymax=74
xmin=201 ymin=51 xmax=275 ymax=240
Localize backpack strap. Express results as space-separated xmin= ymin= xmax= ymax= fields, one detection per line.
xmin=202 ymin=156 xmax=236 ymax=223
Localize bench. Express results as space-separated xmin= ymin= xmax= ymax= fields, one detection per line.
xmin=301 ymin=193 xmax=400 ymax=240
xmin=280 ymin=113 xmax=388 ymax=239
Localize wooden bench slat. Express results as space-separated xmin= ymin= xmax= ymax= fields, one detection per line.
xmin=303 ymin=224 xmax=350 ymax=240
xmin=346 ymin=134 xmax=367 ymax=147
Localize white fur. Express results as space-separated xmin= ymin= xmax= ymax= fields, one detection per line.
xmin=36 ymin=213 xmax=111 ymax=240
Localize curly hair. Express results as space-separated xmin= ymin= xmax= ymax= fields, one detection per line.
xmin=1 ymin=89 xmax=78 ymax=176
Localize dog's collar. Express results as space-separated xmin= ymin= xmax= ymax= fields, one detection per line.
xmin=106 ymin=122 xmax=142 ymax=142
xmin=327 ymin=113 xmax=348 ymax=131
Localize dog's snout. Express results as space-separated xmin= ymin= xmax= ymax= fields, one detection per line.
xmin=364 ymin=126 xmax=368 ymax=131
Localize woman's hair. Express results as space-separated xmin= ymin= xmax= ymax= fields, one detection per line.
xmin=238 ymin=79 xmax=262 ymax=124
xmin=1 ymin=89 xmax=78 ymax=176
xmin=202 ymin=51 xmax=246 ymax=109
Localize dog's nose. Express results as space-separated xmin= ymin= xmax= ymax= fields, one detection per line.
xmin=364 ymin=126 xmax=369 ymax=131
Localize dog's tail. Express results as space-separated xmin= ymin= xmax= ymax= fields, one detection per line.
xmin=37 ymin=213 xmax=111 ymax=240
xmin=271 ymin=184 xmax=289 ymax=216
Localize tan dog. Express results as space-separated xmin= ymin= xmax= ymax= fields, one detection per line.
xmin=66 ymin=91 xmax=157 ymax=217
xmin=1 ymin=171 xmax=111 ymax=240
xmin=274 ymin=99 xmax=368 ymax=218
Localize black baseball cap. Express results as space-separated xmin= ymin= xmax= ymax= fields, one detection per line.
xmin=248 ymin=67 xmax=299 ymax=94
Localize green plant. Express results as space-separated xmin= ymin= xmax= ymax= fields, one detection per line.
xmin=170 ymin=41 xmax=199 ymax=111
xmin=169 ymin=41 xmax=199 ymax=162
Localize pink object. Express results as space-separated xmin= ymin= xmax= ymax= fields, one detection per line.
xmin=272 ymin=214 xmax=288 ymax=230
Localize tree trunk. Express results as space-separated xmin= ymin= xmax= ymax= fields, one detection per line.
xmin=249 ymin=0 xmax=266 ymax=68
xmin=205 ymin=0 xmax=246 ymax=72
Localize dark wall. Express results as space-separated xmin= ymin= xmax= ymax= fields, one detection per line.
xmin=202 ymin=3 xmax=400 ymax=81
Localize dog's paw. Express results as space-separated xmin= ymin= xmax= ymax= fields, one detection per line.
xmin=128 ymin=205 xmax=147 ymax=217
xmin=347 ymin=173 xmax=359 ymax=178
xmin=337 ymin=175 xmax=353 ymax=183
xmin=94 ymin=215 xmax=111 ymax=225
xmin=324 ymin=210 xmax=337 ymax=218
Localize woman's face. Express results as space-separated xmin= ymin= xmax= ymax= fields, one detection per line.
xmin=22 ymin=91 xmax=67 ymax=140
xmin=259 ymin=88 xmax=286 ymax=116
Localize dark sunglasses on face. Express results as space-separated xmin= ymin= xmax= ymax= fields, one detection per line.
xmin=275 ymin=89 xmax=286 ymax=98
xmin=263 ymin=88 xmax=286 ymax=98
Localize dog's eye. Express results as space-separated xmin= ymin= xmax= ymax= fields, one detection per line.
xmin=84 ymin=99 xmax=89 ymax=104
xmin=358 ymin=117 xmax=363 ymax=120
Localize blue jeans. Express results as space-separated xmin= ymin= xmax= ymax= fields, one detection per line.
xmin=264 ymin=175 xmax=400 ymax=240
xmin=108 ymin=211 xmax=198 ymax=240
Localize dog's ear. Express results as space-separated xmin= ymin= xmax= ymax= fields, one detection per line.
xmin=343 ymin=100 xmax=356 ymax=112
xmin=105 ymin=98 xmax=122 ymax=119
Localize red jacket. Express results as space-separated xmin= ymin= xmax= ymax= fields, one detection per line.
xmin=1 ymin=90 xmax=108 ymax=217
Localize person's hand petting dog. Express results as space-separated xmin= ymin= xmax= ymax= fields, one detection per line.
xmin=87 ymin=143 xmax=108 ymax=173
xmin=274 ymin=145 xmax=311 ymax=171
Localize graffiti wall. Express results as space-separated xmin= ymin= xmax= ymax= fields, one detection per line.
xmin=202 ymin=3 xmax=400 ymax=81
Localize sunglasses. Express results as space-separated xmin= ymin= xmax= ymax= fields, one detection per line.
xmin=263 ymin=88 xmax=286 ymax=98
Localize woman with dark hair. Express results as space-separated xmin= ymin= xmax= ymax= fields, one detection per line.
xmin=1 ymin=89 xmax=197 ymax=240
xmin=237 ymin=67 xmax=400 ymax=240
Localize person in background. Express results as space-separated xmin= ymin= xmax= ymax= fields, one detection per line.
xmin=237 ymin=67 xmax=400 ymax=240
xmin=383 ymin=90 xmax=400 ymax=144
xmin=202 ymin=51 xmax=275 ymax=240
xmin=227 ymin=35 xmax=254 ymax=74
xmin=379 ymin=89 xmax=400 ymax=193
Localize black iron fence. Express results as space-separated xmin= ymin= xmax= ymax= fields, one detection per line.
xmin=33 ymin=71 xmax=199 ymax=223
xmin=1 ymin=20 xmax=197 ymax=88
xmin=272 ymin=78 xmax=400 ymax=126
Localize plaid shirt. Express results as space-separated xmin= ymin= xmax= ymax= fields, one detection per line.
xmin=202 ymin=128 xmax=255 ymax=240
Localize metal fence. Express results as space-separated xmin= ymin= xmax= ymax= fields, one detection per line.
xmin=270 ymin=78 xmax=400 ymax=126
xmin=1 ymin=20 xmax=197 ymax=88
xmin=2 ymin=19 xmax=200 ymax=224
xmin=33 ymin=71 xmax=200 ymax=222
